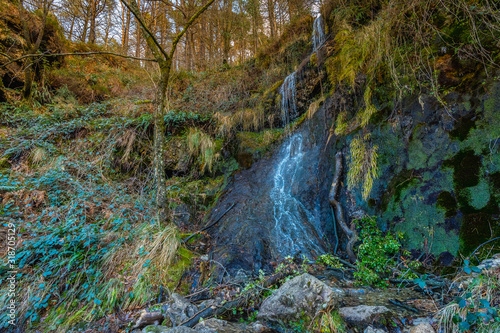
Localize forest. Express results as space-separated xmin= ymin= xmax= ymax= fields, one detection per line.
xmin=0 ymin=0 xmax=499 ymax=332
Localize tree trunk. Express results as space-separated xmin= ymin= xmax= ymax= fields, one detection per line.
xmin=23 ymin=60 xmax=33 ymax=100
xmin=69 ymin=15 xmax=76 ymax=40
xmin=267 ymin=0 xmax=276 ymax=38
xmin=153 ymin=62 xmax=171 ymax=213
xmin=89 ymin=0 xmax=98 ymax=43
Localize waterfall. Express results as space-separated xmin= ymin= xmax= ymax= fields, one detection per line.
xmin=279 ymin=72 xmax=297 ymax=129
xmin=312 ymin=15 xmax=326 ymax=52
xmin=270 ymin=133 xmax=324 ymax=257
xmin=269 ymin=14 xmax=329 ymax=259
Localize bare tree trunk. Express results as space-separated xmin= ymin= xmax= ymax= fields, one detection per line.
xmin=267 ymin=0 xmax=276 ymax=38
xmin=89 ymin=0 xmax=98 ymax=43
xmin=104 ymin=7 xmax=112 ymax=48
xmin=120 ymin=0 xmax=215 ymax=215
xmin=69 ymin=15 xmax=76 ymax=40
xmin=19 ymin=0 xmax=52 ymax=101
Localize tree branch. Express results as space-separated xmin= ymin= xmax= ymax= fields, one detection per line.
xmin=119 ymin=0 xmax=169 ymax=61
xmin=169 ymin=0 xmax=216 ymax=60
xmin=0 ymin=51 xmax=156 ymax=69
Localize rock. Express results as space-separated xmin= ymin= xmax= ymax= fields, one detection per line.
xmin=338 ymin=305 xmax=391 ymax=329
xmin=143 ymin=326 xmax=197 ymax=333
xmin=134 ymin=311 xmax=165 ymax=329
xmin=172 ymin=203 xmax=192 ymax=228
xmin=409 ymin=323 xmax=435 ymax=333
xmin=194 ymin=318 xmax=270 ymax=333
xmin=478 ymin=253 xmax=500 ymax=273
xmin=166 ymin=293 xmax=199 ymax=326
xmin=257 ymin=273 xmax=345 ymax=324
xmin=364 ymin=326 xmax=387 ymax=333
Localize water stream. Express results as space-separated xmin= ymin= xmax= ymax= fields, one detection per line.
xmin=270 ymin=15 xmax=328 ymax=258
xmin=312 ymin=15 xmax=326 ymax=52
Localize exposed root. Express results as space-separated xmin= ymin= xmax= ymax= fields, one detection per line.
xmin=329 ymin=151 xmax=358 ymax=263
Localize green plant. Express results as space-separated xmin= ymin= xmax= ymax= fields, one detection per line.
xmin=317 ymin=254 xmax=343 ymax=269
xmin=353 ymin=216 xmax=402 ymax=287
xmin=347 ymin=133 xmax=379 ymax=200
xmin=439 ymin=260 xmax=500 ymax=332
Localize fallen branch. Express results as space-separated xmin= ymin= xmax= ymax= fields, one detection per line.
xmin=182 ymin=202 xmax=236 ymax=244
xmin=329 ymin=151 xmax=358 ymax=263
xmin=388 ymin=299 xmax=419 ymax=313
xmin=389 ymin=278 xmax=447 ymax=287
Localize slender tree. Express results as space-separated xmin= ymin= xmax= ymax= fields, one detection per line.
xmin=18 ymin=0 xmax=54 ymax=100
xmin=119 ymin=0 xmax=216 ymax=219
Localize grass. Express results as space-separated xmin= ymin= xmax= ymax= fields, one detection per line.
xmin=0 ymin=100 xmax=211 ymax=331
xmin=438 ymin=264 xmax=500 ymax=332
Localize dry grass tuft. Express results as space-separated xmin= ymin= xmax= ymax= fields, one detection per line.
xmin=186 ymin=127 xmax=219 ymax=172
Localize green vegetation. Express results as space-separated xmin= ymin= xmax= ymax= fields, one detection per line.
xmin=353 ymin=216 xmax=417 ymax=287
xmin=438 ymin=260 xmax=500 ymax=332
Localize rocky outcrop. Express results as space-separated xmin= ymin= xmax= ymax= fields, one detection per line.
xmin=257 ymin=273 xmax=344 ymax=324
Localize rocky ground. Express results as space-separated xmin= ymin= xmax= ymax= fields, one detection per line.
xmin=114 ymin=254 xmax=500 ymax=333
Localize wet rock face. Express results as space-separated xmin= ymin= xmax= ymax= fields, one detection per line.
xmin=209 ymin=76 xmax=499 ymax=276
xmin=257 ymin=273 xmax=345 ymax=324
xmin=337 ymin=82 xmax=500 ymax=258
xmin=208 ymin=101 xmax=336 ymax=275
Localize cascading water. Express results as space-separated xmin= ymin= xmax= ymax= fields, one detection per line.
xmin=271 ymin=24 xmax=328 ymax=257
xmin=270 ymin=133 xmax=324 ymax=257
xmin=208 ymin=16 xmax=334 ymax=273
xmin=279 ymin=72 xmax=297 ymax=129
xmin=312 ymin=14 xmax=326 ymax=52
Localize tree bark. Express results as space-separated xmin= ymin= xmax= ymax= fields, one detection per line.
xmin=120 ymin=0 xmax=215 ymax=214
xmin=267 ymin=0 xmax=276 ymax=38
xmin=19 ymin=0 xmax=52 ymax=101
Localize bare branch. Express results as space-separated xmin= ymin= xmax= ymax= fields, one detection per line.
xmin=119 ymin=0 xmax=169 ymax=61
xmin=169 ymin=0 xmax=216 ymax=60
xmin=0 ymin=51 xmax=156 ymax=69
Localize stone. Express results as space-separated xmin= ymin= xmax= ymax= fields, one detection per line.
xmin=409 ymin=323 xmax=435 ymax=333
xmin=165 ymin=293 xmax=199 ymax=326
xmin=257 ymin=273 xmax=345 ymax=324
xmin=364 ymin=326 xmax=387 ymax=333
xmin=338 ymin=305 xmax=391 ymax=329
xmin=195 ymin=318 xmax=265 ymax=333
xmin=478 ymin=253 xmax=500 ymax=273
xmin=143 ymin=326 xmax=197 ymax=333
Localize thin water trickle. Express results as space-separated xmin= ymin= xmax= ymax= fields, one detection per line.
xmin=279 ymin=72 xmax=297 ymax=129
xmin=312 ymin=15 xmax=326 ymax=52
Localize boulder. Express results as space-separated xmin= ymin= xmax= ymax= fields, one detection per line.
xmin=257 ymin=273 xmax=345 ymax=324
xmin=338 ymin=305 xmax=391 ymax=329
xmin=409 ymin=323 xmax=435 ymax=333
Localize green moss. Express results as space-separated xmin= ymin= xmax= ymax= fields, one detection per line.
xmin=450 ymin=114 xmax=477 ymax=141
xmin=464 ymin=179 xmax=490 ymax=210
xmin=381 ymin=170 xmax=417 ymax=212
xmin=459 ymin=213 xmax=497 ymax=255
xmin=445 ymin=150 xmax=481 ymax=189
xmin=437 ymin=191 xmax=458 ymax=218
xmin=165 ymin=247 xmax=195 ymax=292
